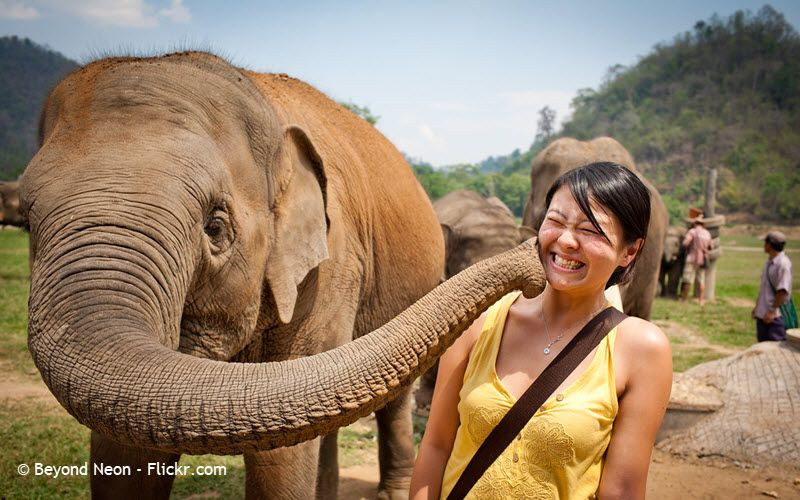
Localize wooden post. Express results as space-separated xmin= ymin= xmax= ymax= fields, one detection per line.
xmin=702 ymin=168 xmax=722 ymax=303
xmin=704 ymin=168 xmax=717 ymax=218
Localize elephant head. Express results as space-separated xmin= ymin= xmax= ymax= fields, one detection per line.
xmin=436 ymin=190 xmax=533 ymax=277
xmin=663 ymin=226 xmax=686 ymax=264
xmin=521 ymin=137 xmax=668 ymax=320
xmin=20 ymin=53 xmax=546 ymax=455
xmin=0 ymin=181 xmax=24 ymax=227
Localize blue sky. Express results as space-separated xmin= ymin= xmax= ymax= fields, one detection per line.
xmin=2 ymin=1 xmax=798 ymax=166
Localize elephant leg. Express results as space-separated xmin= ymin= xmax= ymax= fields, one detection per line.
xmin=244 ymin=439 xmax=320 ymax=500
xmin=414 ymin=361 xmax=438 ymax=413
xmin=375 ymin=386 xmax=415 ymax=500
xmin=90 ymin=431 xmax=180 ymax=500
xmin=316 ymin=431 xmax=339 ymax=499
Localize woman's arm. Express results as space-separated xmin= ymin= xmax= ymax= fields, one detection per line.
xmin=597 ymin=319 xmax=672 ymax=500
xmin=410 ymin=313 xmax=486 ymax=500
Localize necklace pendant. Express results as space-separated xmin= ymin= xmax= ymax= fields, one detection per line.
xmin=543 ymin=347 xmax=551 ymax=355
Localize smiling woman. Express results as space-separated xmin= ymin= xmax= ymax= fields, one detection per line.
xmin=411 ymin=162 xmax=672 ymax=500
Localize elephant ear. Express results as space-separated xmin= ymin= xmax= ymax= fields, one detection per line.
xmin=266 ymin=126 xmax=330 ymax=324
xmin=518 ymin=225 xmax=536 ymax=243
xmin=440 ymin=223 xmax=458 ymax=278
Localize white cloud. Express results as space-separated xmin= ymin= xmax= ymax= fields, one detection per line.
xmin=41 ymin=0 xmax=191 ymax=28
xmin=159 ymin=0 xmax=189 ymax=23
xmin=0 ymin=1 xmax=39 ymax=19
xmin=63 ymin=0 xmax=158 ymax=28
xmin=417 ymin=124 xmax=444 ymax=146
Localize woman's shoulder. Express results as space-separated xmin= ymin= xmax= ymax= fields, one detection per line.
xmin=615 ymin=316 xmax=671 ymax=365
xmin=614 ymin=316 xmax=672 ymax=398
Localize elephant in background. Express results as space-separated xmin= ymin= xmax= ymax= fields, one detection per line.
xmin=414 ymin=189 xmax=535 ymax=411
xmin=660 ymin=226 xmax=687 ymax=297
xmin=19 ymin=52 xmax=547 ymax=500
xmin=437 ymin=189 xmax=534 ymax=277
xmin=522 ymin=137 xmax=668 ymax=320
xmin=0 ymin=180 xmax=24 ymax=227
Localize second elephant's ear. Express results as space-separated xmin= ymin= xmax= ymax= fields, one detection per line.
xmin=266 ymin=126 xmax=329 ymax=324
xmin=440 ymin=223 xmax=457 ymax=259
xmin=440 ymin=223 xmax=458 ymax=279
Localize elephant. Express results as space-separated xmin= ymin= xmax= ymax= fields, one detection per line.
xmin=659 ymin=226 xmax=687 ymax=297
xmin=414 ymin=189 xmax=535 ymax=411
xmin=18 ymin=50 xmax=548 ymax=499
xmin=522 ymin=137 xmax=668 ymax=320
xmin=436 ymin=189 xmax=534 ymax=277
xmin=0 ymin=180 xmax=24 ymax=227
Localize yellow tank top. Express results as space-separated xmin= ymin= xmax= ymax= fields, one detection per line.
xmin=440 ymin=290 xmax=619 ymax=499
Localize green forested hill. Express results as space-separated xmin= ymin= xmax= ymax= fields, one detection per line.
xmin=0 ymin=36 xmax=78 ymax=180
xmin=562 ymin=5 xmax=800 ymax=220
xmin=414 ymin=5 xmax=800 ymax=222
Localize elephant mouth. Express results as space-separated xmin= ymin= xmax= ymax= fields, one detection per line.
xmin=178 ymin=305 xmax=260 ymax=360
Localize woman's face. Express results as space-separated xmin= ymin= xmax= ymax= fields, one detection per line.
xmin=538 ymin=185 xmax=640 ymax=293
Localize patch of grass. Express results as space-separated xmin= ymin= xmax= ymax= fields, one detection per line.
xmin=337 ymin=426 xmax=377 ymax=467
xmin=0 ymin=398 xmax=247 ymax=499
xmin=0 ymin=228 xmax=33 ymax=376
xmin=652 ymin=297 xmax=755 ymax=348
xmin=665 ymin=333 xmax=687 ymax=345
xmin=413 ymin=412 xmax=428 ymax=448
xmin=671 ymin=348 xmax=728 ymax=373
xmin=653 ymin=236 xmax=800 ymax=359
xmin=0 ymin=399 xmax=90 ymax=499
xmin=172 ymin=455 xmax=245 ymax=499
xmin=716 ymin=235 xmax=800 ymax=302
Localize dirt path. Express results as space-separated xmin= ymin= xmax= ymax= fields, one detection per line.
xmin=654 ymin=319 xmax=742 ymax=356
xmin=8 ymin=366 xmax=800 ymax=498
xmin=339 ymin=448 xmax=800 ymax=499
xmin=0 ymin=373 xmax=57 ymax=403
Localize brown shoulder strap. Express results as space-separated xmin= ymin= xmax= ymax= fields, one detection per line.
xmin=446 ymin=306 xmax=627 ymax=500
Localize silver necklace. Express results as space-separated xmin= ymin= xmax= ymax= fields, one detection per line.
xmin=541 ymin=297 xmax=607 ymax=356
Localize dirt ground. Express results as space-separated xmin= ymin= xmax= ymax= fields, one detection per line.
xmin=339 ymin=446 xmax=800 ymax=499
xmin=718 ymin=219 xmax=800 ymax=238
xmin=7 ymin=368 xmax=800 ymax=499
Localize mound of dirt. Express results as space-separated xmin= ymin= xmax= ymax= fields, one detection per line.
xmin=658 ymin=341 xmax=800 ymax=465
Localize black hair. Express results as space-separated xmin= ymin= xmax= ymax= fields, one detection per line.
xmin=543 ymin=162 xmax=651 ymax=288
xmin=766 ymin=238 xmax=785 ymax=253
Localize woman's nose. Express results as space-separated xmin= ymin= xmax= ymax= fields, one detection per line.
xmin=556 ymin=228 xmax=579 ymax=249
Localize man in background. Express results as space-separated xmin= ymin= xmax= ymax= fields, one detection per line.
xmin=681 ymin=216 xmax=713 ymax=305
xmin=753 ymin=231 xmax=793 ymax=341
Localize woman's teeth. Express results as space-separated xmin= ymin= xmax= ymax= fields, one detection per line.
xmin=553 ymin=254 xmax=584 ymax=270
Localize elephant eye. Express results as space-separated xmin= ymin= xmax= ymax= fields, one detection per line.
xmin=204 ymin=208 xmax=233 ymax=254
xmin=205 ymin=219 xmax=224 ymax=237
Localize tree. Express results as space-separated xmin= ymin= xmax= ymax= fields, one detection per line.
xmin=533 ymin=106 xmax=556 ymax=147
xmin=339 ymin=101 xmax=379 ymax=125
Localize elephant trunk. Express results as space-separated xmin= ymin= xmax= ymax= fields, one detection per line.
xmin=29 ymin=226 xmax=544 ymax=454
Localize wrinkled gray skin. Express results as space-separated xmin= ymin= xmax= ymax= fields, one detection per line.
xmin=437 ymin=190 xmax=534 ymax=277
xmin=19 ymin=51 xmax=549 ymax=500
xmin=0 ymin=181 xmax=24 ymax=227
xmin=660 ymin=226 xmax=687 ymax=297
xmin=414 ymin=190 xmax=535 ymax=411
xmin=522 ymin=137 xmax=668 ymax=320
